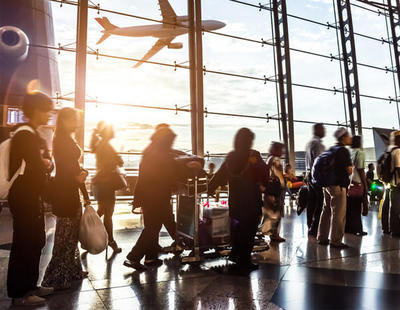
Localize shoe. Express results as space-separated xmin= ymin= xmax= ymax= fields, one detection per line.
xmin=160 ymin=241 xmax=178 ymax=254
xmin=317 ymin=239 xmax=329 ymax=246
xmin=12 ymin=295 xmax=46 ymax=307
xmin=144 ymin=258 xmax=163 ymax=267
xmin=123 ymin=259 xmax=147 ymax=271
xmin=270 ymin=235 xmax=286 ymax=243
xmin=108 ymin=241 xmax=122 ymax=254
xmin=355 ymin=231 xmax=367 ymax=236
xmin=383 ymin=230 xmax=391 ymax=235
xmin=31 ymin=286 xmax=54 ymax=297
xmin=81 ymin=271 xmax=89 ymax=279
xmin=330 ymin=243 xmax=349 ymax=249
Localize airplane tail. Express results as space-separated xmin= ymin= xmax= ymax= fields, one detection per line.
xmin=95 ymin=17 xmax=118 ymax=44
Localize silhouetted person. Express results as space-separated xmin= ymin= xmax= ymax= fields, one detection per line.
xmin=209 ymin=128 xmax=268 ymax=270
xmin=42 ymin=108 xmax=90 ymax=290
xmin=91 ymin=121 xmax=123 ymax=254
xmin=262 ymin=142 xmax=286 ymax=243
xmin=389 ymin=131 xmax=400 ymax=237
xmin=7 ymin=92 xmax=54 ymax=306
xmin=305 ymin=123 xmax=326 ymax=237
xmin=317 ymin=128 xmax=352 ymax=249
xmin=366 ymin=163 xmax=375 ymax=190
xmin=125 ymin=127 xmax=200 ymax=270
xmin=345 ymin=135 xmax=368 ymax=236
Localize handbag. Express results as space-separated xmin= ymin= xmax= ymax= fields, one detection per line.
xmin=348 ymin=181 xmax=364 ymax=198
xmin=348 ymin=151 xmax=364 ymax=198
xmin=108 ymin=168 xmax=127 ymax=191
xmin=79 ymin=206 xmax=108 ymax=254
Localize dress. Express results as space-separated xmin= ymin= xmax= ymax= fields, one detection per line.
xmin=42 ymin=134 xmax=88 ymax=290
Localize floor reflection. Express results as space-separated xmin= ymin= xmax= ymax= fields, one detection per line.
xmin=1 ymin=202 xmax=400 ymax=309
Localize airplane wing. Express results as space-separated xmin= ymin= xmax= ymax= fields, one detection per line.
xmin=133 ymin=37 xmax=175 ymax=68
xmin=158 ymin=0 xmax=177 ymax=22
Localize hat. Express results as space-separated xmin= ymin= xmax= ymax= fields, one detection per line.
xmin=150 ymin=127 xmax=176 ymax=142
xmin=334 ymin=127 xmax=349 ymax=140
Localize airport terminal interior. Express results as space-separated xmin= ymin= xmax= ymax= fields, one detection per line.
xmin=3 ymin=0 xmax=400 ymax=309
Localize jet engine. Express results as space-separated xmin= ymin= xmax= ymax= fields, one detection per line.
xmin=0 ymin=26 xmax=29 ymax=64
xmin=167 ymin=42 xmax=183 ymax=49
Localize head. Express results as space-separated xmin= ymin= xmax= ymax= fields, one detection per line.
xmin=97 ymin=121 xmax=115 ymax=140
xmin=155 ymin=123 xmax=170 ymax=131
xmin=313 ymin=123 xmax=325 ymax=139
xmin=55 ymin=107 xmax=79 ymax=136
xmin=284 ymin=163 xmax=292 ymax=174
xmin=351 ymin=135 xmax=362 ymax=149
xmin=21 ymin=91 xmax=54 ymax=127
xmin=150 ymin=126 xmax=176 ymax=150
xmin=368 ymin=163 xmax=375 ymax=171
xmin=334 ymin=127 xmax=352 ymax=146
xmin=269 ymin=141 xmax=285 ymax=157
xmin=391 ymin=130 xmax=400 ymax=147
xmin=234 ymin=128 xmax=254 ymax=152
xmin=208 ymin=162 xmax=215 ymax=173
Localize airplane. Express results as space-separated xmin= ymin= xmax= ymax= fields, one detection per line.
xmin=95 ymin=0 xmax=226 ymax=68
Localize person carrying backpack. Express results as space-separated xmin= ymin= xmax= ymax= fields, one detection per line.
xmin=316 ymin=127 xmax=352 ymax=249
xmin=5 ymin=92 xmax=54 ymax=306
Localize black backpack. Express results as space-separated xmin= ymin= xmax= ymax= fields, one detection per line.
xmin=377 ymin=147 xmax=398 ymax=183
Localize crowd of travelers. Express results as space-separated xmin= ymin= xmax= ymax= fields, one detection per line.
xmin=2 ymin=92 xmax=398 ymax=306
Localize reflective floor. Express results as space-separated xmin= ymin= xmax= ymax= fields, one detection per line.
xmin=1 ymin=202 xmax=400 ymax=309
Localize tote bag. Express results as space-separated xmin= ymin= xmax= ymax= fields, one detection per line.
xmin=79 ymin=206 xmax=108 ymax=254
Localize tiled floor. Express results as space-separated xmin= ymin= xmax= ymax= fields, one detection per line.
xmin=1 ymin=202 xmax=400 ymax=309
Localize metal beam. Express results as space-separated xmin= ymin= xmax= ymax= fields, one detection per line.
xmin=387 ymin=0 xmax=400 ymax=127
xmin=188 ymin=0 xmax=197 ymax=155
xmin=74 ymin=0 xmax=88 ymax=153
xmin=272 ymin=0 xmax=295 ymax=167
xmin=195 ymin=0 xmax=204 ymax=157
xmin=336 ymin=0 xmax=362 ymax=135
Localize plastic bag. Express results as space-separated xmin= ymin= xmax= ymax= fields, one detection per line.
xmin=79 ymin=206 xmax=108 ymax=254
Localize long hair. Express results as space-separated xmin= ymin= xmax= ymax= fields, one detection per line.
xmin=227 ymin=128 xmax=255 ymax=174
xmin=90 ymin=121 xmax=114 ymax=153
xmin=54 ymin=107 xmax=77 ymax=138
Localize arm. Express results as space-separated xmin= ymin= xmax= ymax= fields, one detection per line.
xmin=208 ymin=162 xmax=228 ymax=195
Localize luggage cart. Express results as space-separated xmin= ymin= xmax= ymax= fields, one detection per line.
xmin=176 ymin=177 xmax=269 ymax=264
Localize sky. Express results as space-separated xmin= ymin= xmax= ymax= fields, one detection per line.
xmin=50 ymin=0 xmax=400 ymax=157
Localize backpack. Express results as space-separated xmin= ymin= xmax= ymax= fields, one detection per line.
xmin=311 ymin=146 xmax=342 ymax=187
xmin=377 ymin=147 xmax=398 ymax=183
xmin=296 ymin=186 xmax=308 ymax=216
xmin=0 ymin=125 xmax=35 ymax=199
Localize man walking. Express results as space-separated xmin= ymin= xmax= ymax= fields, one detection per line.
xmin=317 ymin=128 xmax=352 ymax=248
xmin=305 ymin=123 xmax=325 ymax=237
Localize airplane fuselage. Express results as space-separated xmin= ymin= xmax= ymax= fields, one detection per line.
xmin=107 ymin=20 xmax=225 ymax=39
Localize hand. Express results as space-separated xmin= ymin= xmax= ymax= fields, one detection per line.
xmin=84 ymin=199 xmax=91 ymax=208
xmin=76 ymin=171 xmax=88 ymax=184
xmin=42 ymin=158 xmax=53 ymax=170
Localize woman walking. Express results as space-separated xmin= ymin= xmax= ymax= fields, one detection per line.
xmin=345 ymin=135 xmax=368 ymax=236
xmin=90 ymin=121 xmax=123 ymax=253
xmin=7 ymin=92 xmax=54 ymax=306
xmin=262 ymin=142 xmax=286 ymax=243
xmin=208 ymin=128 xmax=269 ymax=270
xmin=42 ymin=108 xmax=90 ymax=290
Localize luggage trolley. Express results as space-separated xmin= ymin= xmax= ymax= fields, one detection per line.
xmin=176 ymin=177 xmax=269 ymax=264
